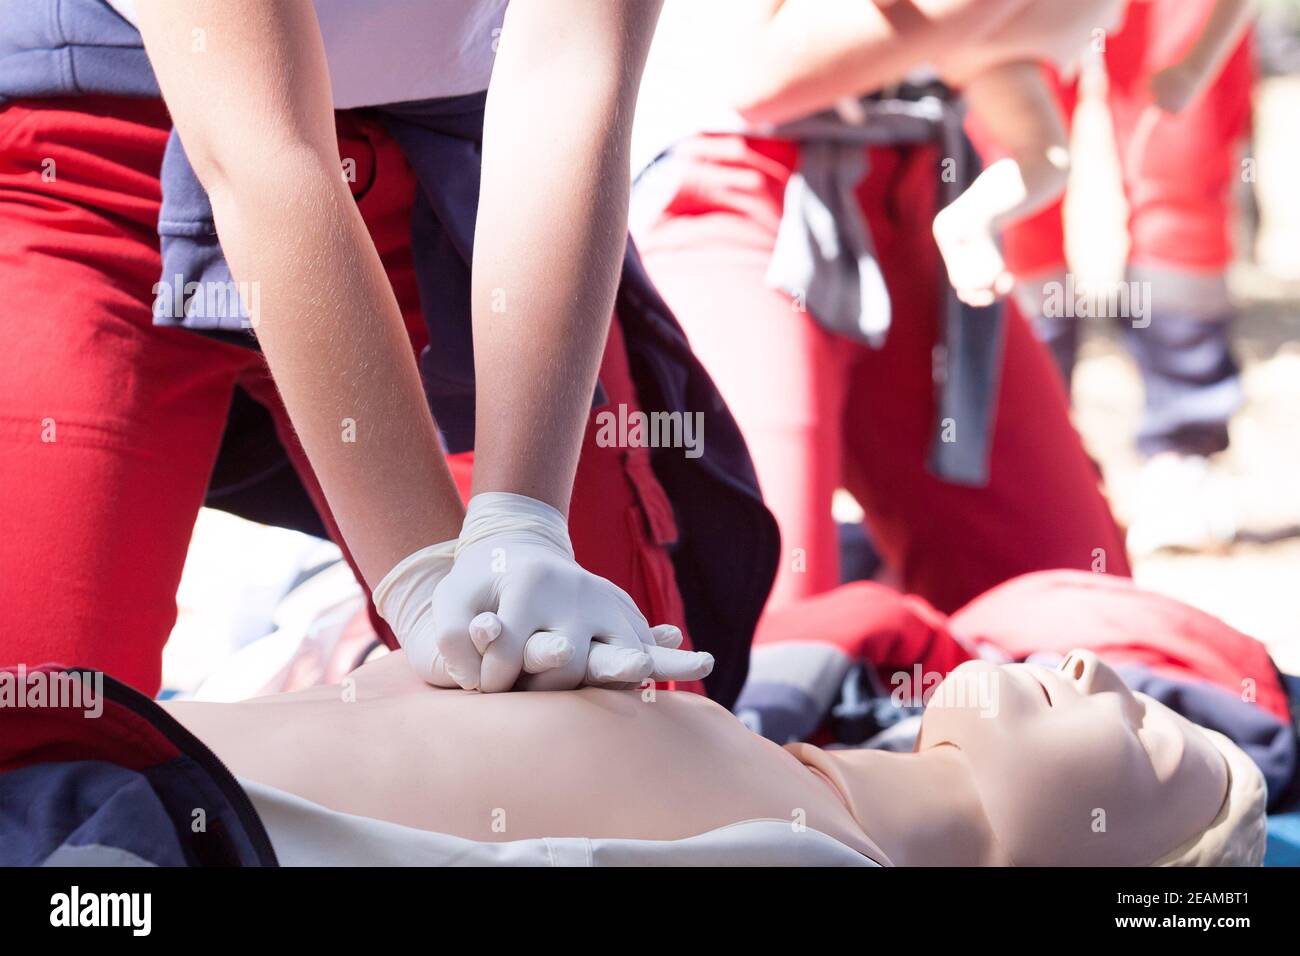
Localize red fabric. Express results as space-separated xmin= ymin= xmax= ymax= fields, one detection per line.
xmin=0 ymin=666 xmax=180 ymax=774
xmin=751 ymin=571 xmax=1290 ymax=726
xmin=977 ymin=0 xmax=1255 ymax=278
xmin=0 ymin=96 xmax=692 ymax=696
xmin=754 ymin=580 xmax=975 ymax=681
xmin=949 ymin=570 xmax=1291 ymax=724
xmin=637 ymin=133 xmax=1130 ymax=616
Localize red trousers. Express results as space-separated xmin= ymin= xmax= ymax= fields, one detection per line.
xmin=636 ymin=134 xmax=1130 ymax=614
xmin=992 ymin=0 xmax=1255 ymax=279
xmin=0 ymin=96 xmax=692 ymax=695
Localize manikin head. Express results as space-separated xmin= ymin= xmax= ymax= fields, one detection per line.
xmin=909 ymin=650 xmax=1265 ymax=865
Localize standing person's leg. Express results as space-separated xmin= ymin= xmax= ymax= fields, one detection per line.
xmin=841 ymin=145 xmax=1130 ymax=614
xmin=0 ymin=97 xmax=254 ymax=695
xmin=635 ymin=135 xmax=853 ymax=612
xmin=1107 ymin=0 xmax=1252 ymax=460
xmin=1105 ymin=0 xmax=1253 ymax=553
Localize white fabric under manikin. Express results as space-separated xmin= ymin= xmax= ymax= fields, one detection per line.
xmin=240 ymin=778 xmax=878 ymax=867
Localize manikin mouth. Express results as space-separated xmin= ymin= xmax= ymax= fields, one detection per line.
xmin=1026 ymin=670 xmax=1053 ymax=707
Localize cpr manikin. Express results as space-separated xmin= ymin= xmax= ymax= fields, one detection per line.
xmin=161 ymin=645 xmax=1265 ymax=865
xmin=919 ymin=0 xmax=1254 ymax=306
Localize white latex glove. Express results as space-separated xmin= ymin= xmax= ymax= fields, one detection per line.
xmin=374 ymin=537 xmax=593 ymax=688
xmin=420 ymin=492 xmax=712 ymax=692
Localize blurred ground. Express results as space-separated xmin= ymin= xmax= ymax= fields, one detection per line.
xmin=1067 ymin=68 xmax=1300 ymax=673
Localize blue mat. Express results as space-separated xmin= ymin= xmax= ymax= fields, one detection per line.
xmin=1264 ymin=674 xmax=1300 ymax=866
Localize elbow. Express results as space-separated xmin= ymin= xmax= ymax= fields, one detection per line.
xmin=1035 ymin=143 xmax=1072 ymax=194
xmin=728 ymin=71 xmax=784 ymax=126
xmin=731 ymin=92 xmax=791 ymax=128
xmin=183 ymin=136 xmax=342 ymax=214
xmin=724 ymin=44 xmax=815 ymax=127
xmin=729 ymin=71 xmax=810 ymax=128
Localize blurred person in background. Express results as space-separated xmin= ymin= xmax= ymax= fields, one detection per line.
xmin=997 ymin=0 xmax=1257 ymax=556
xmin=1251 ymin=0 xmax=1300 ymax=281
xmin=631 ymin=0 xmax=1132 ymax=618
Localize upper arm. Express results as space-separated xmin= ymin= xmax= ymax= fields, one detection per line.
xmin=487 ymin=0 xmax=663 ymax=129
xmin=963 ymin=61 xmax=1068 ymax=158
xmin=133 ymin=0 xmax=338 ymax=188
xmin=727 ymin=0 xmax=1029 ymax=123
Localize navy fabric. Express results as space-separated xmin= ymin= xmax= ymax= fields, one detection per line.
xmin=2 ymin=761 xmax=190 ymax=866
xmin=1036 ymin=309 xmax=1241 ymax=457
xmin=379 ymin=97 xmax=489 ymax=453
xmin=0 ymin=0 xmax=159 ymax=105
xmin=829 ymin=662 xmax=925 ymax=745
xmin=1113 ymin=665 xmax=1297 ymax=810
xmin=617 ymin=243 xmax=779 ymax=705
xmin=154 ymin=93 xmax=610 ymax=448
xmin=0 ymin=668 xmax=278 ymax=867
xmin=733 ymin=683 xmax=824 ymax=745
xmin=0 ymin=0 xmax=778 ymax=707
xmin=735 ymin=660 xmax=924 ymax=747
xmin=1123 ymin=312 xmax=1242 ymax=458
xmin=1272 ymin=672 xmax=1300 ymax=812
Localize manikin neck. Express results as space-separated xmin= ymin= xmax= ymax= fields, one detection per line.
xmin=812 ymin=744 xmax=1010 ymax=866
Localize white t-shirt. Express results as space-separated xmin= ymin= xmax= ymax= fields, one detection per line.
xmin=105 ymin=0 xmax=507 ymax=107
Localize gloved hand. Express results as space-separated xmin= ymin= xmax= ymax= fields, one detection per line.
xmin=374 ymin=537 xmax=594 ymax=688
xmin=375 ymin=492 xmax=713 ymax=692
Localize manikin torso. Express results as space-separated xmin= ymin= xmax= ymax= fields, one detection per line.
xmin=162 ymin=649 xmax=1228 ymax=867
xmin=162 ymin=652 xmax=888 ymax=862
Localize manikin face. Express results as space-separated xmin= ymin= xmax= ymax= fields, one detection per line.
xmin=916 ymin=650 xmax=1229 ymax=866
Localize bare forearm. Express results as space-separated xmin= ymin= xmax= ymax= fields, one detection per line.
xmin=728 ymin=0 xmax=1026 ymax=125
xmin=958 ymin=62 xmax=1070 ymax=230
xmin=136 ymin=0 xmax=463 ymax=585
xmin=208 ymin=165 xmax=464 ymax=584
xmin=469 ymin=109 xmax=626 ymax=511
xmin=1181 ymin=0 xmax=1254 ymax=83
xmin=468 ymin=1 xmax=661 ymax=514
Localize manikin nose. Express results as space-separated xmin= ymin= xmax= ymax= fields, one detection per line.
xmin=1059 ymin=651 xmax=1098 ymax=693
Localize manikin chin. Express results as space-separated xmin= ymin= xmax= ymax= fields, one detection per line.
xmin=799 ymin=650 xmax=1241 ymax=865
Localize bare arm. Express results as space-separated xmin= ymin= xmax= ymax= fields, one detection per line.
xmin=1181 ymin=0 xmax=1255 ymax=85
xmin=1151 ymin=0 xmax=1255 ymax=113
xmin=468 ymin=0 xmax=663 ymax=512
xmin=725 ymin=0 xmax=1027 ymax=125
xmin=932 ymin=62 xmax=1069 ymax=306
xmin=949 ymin=62 xmax=1070 ymax=232
xmin=134 ymin=0 xmax=465 ymax=586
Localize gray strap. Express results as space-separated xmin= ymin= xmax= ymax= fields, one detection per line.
xmin=766 ymin=142 xmax=890 ymax=347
